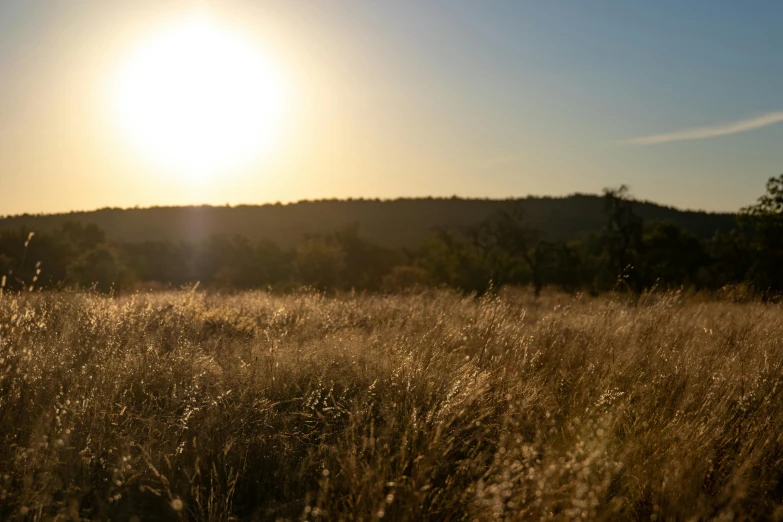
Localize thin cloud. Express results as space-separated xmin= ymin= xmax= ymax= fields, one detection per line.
xmin=627 ymin=111 xmax=783 ymax=144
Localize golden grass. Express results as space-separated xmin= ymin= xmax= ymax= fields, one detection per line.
xmin=1 ymin=289 xmax=782 ymax=520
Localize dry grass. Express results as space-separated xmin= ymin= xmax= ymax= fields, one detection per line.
xmin=1 ymin=289 xmax=783 ymax=520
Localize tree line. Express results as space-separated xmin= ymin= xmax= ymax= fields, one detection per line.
xmin=3 ymin=176 xmax=783 ymax=297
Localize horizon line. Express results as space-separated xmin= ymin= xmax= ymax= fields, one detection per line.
xmin=0 ymin=193 xmax=734 ymax=219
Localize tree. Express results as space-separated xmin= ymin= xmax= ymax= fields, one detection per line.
xmin=295 ymin=236 xmax=345 ymax=291
xmin=484 ymin=208 xmax=552 ymax=296
xmin=68 ymin=245 xmax=134 ymax=293
xmin=62 ymin=221 xmax=105 ymax=250
xmin=332 ymin=223 xmax=403 ymax=291
xmin=416 ymin=229 xmax=496 ymax=295
xmin=254 ymin=239 xmax=294 ymax=289
xmin=0 ymin=227 xmax=77 ymax=290
xmin=419 ymin=207 xmax=557 ymax=296
xmin=600 ymin=186 xmax=645 ymax=293
xmin=642 ymin=222 xmax=708 ymax=288
xmin=740 ymin=174 xmax=783 ymax=292
xmin=705 ymin=229 xmax=751 ymax=289
xmin=546 ymin=242 xmax=582 ymax=293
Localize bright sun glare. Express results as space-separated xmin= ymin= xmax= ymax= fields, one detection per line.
xmin=112 ymin=13 xmax=287 ymax=179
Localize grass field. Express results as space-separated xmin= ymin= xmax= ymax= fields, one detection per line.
xmin=1 ymin=289 xmax=782 ymax=520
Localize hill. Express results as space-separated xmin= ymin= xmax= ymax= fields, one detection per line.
xmin=0 ymin=194 xmax=736 ymax=247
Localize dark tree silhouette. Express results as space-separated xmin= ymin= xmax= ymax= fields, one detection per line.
xmin=601 ymin=186 xmax=645 ymax=293
xmin=740 ymin=174 xmax=783 ymax=292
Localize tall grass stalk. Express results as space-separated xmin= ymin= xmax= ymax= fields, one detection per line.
xmin=0 ymin=289 xmax=782 ymax=520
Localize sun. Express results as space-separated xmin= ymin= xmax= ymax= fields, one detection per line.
xmin=111 ymin=13 xmax=287 ymax=179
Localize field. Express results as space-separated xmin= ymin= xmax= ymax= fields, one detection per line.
xmin=1 ymin=289 xmax=782 ymax=521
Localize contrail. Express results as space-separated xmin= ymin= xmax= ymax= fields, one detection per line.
xmin=627 ymin=111 xmax=783 ymax=144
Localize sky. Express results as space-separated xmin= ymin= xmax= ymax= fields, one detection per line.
xmin=1 ymin=0 xmax=782 ymax=215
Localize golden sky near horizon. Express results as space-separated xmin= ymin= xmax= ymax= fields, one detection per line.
xmin=4 ymin=1 xmax=535 ymax=216
xmin=1 ymin=1 xmax=782 ymax=215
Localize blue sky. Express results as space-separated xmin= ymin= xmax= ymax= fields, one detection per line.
xmin=0 ymin=1 xmax=781 ymax=214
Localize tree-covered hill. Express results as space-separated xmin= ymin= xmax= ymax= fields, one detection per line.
xmin=0 ymin=194 xmax=735 ymax=248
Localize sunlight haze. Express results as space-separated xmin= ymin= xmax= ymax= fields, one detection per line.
xmin=110 ymin=11 xmax=289 ymax=179
xmin=1 ymin=1 xmax=782 ymax=214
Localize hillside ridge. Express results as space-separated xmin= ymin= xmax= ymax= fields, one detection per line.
xmin=0 ymin=194 xmax=737 ymax=248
